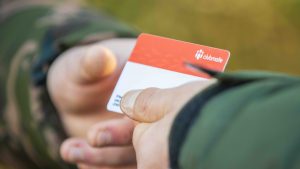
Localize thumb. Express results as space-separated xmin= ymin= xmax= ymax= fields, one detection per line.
xmin=76 ymin=43 xmax=117 ymax=83
xmin=120 ymin=81 xmax=216 ymax=123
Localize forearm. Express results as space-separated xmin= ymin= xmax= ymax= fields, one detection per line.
xmin=0 ymin=2 xmax=137 ymax=168
xmin=169 ymin=71 xmax=300 ymax=169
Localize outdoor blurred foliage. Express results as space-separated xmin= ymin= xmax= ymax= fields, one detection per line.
xmin=0 ymin=1 xmax=299 ymax=169
xmin=89 ymin=0 xmax=300 ymax=75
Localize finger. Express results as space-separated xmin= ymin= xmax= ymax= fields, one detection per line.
xmin=77 ymin=164 xmax=105 ymax=169
xmin=73 ymin=43 xmax=117 ymax=84
xmin=61 ymin=138 xmax=136 ymax=166
xmin=87 ymin=117 xmax=135 ymax=147
xmin=78 ymin=163 xmax=136 ymax=169
xmin=121 ymin=80 xmax=216 ymax=123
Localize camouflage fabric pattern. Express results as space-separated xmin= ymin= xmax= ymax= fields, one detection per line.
xmin=0 ymin=1 xmax=136 ymax=169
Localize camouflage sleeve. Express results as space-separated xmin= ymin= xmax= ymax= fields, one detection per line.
xmin=0 ymin=1 xmax=137 ymax=169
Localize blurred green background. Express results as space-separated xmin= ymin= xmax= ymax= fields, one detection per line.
xmin=1 ymin=1 xmax=300 ymax=169
xmin=89 ymin=0 xmax=300 ymax=75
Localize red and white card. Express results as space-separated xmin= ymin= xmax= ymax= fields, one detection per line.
xmin=107 ymin=33 xmax=230 ymax=113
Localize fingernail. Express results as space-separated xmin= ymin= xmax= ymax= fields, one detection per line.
xmin=82 ymin=45 xmax=116 ymax=81
xmin=68 ymin=147 xmax=84 ymax=161
xmin=101 ymin=48 xmax=117 ymax=77
xmin=96 ymin=131 xmax=112 ymax=146
xmin=120 ymin=90 xmax=141 ymax=116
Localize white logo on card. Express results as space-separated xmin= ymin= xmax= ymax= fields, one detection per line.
xmin=195 ymin=49 xmax=204 ymax=60
xmin=195 ymin=49 xmax=223 ymax=63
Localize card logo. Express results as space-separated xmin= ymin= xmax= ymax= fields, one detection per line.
xmin=195 ymin=49 xmax=224 ymax=63
xmin=195 ymin=49 xmax=205 ymax=60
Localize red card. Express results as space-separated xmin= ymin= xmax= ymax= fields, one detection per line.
xmin=129 ymin=33 xmax=230 ymax=78
xmin=108 ymin=33 xmax=230 ymax=113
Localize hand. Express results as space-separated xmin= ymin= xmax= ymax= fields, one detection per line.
xmin=120 ymin=81 xmax=215 ymax=169
xmin=47 ymin=38 xmax=135 ymax=137
xmin=60 ymin=117 xmax=137 ymax=169
xmin=47 ymin=38 xmax=137 ymax=168
xmin=86 ymin=80 xmax=215 ymax=169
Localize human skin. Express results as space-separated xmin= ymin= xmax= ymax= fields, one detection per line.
xmin=48 ymin=37 xmax=215 ymax=168
xmin=47 ymin=38 xmax=137 ymax=169
xmin=87 ymin=80 xmax=215 ymax=169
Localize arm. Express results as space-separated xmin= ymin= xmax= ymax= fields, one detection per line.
xmin=0 ymin=1 xmax=137 ymax=169
xmin=170 ymin=71 xmax=300 ymax=169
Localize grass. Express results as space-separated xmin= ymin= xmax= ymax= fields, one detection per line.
xmin=89 ymin=0 xmax=300 ymax=75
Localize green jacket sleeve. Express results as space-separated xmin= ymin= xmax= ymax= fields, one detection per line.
xmin=0 ymin=2 xmax=137 ymax=169
xmin=169 ymin=71 xmax=300 ymax=169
